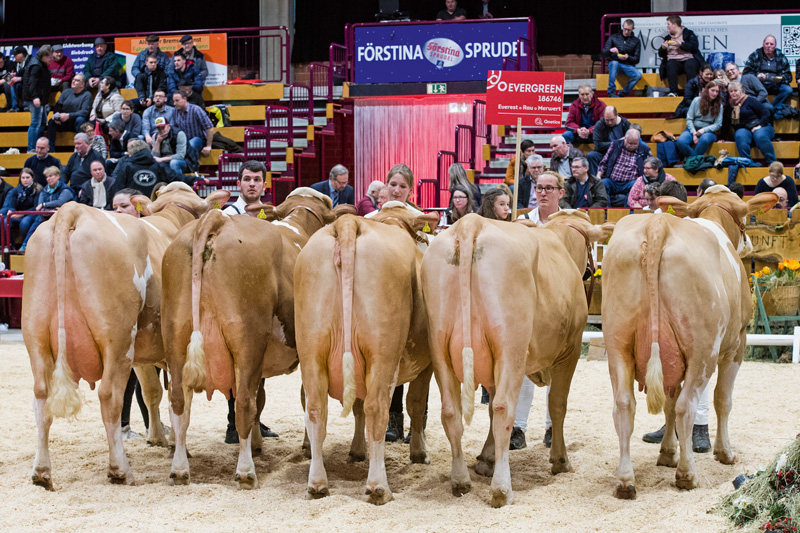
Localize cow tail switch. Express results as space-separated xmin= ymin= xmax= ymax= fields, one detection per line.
xmin=49 ymin=204 xmax=82 ymax=418
xmin=644 ymin=220 xmax=668 ymax=415
xmin=336 ymin=216 xmax=359 ymax=418
xmin=457 ymin=227 xmax=476 ymax=425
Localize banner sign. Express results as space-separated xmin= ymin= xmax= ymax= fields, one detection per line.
xmin=484 ymin=71 xmax=565 ymax=128
xmin=1 ymin=43 xmax=101 ymax=76
xmin=352 ymin=20 xmax=530 ymax=83
xmin=114 ymin=33 xmax=228 ymax=87
xmin=629 ymin=13 xmax=800 ymax=70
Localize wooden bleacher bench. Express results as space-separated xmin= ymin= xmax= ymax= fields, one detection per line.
xmin=119 ymin=83 xmax=284 ymax=103
xmin=597 ymin=73 xmax=799 ymax=93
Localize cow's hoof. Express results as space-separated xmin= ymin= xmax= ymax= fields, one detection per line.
xmin=474 ymin=460 xmax=494 ymax=477
xmin=306 ymin=486 xmax=329 ymax=499
xmin=107 ymin=470 xmax=133 ymax=485
xmin=365 ymin=486 xmax=393 ymax=505
xmin=657 ymin=450 xmax=678 ymax=468
xmin=168 ymin=470 xmax=190 ymax=486
xmin=31 ymin=471 xmax=53 ymax=491
xmin=714 ymin=449 xmax=737 ymax=465
xmin=347 ymin=452 xmax=365 ymax=463
xmin=234 ymin=472 xmax=258 ymax=490
xmin=675 ymin=472 xmax=698 ymax=490
xmin=410 ymin=452 xmax=430 ymax=465
xmin=614 ymin=484 xmax=637 ymax=500
xmin=550 ymin=456 xmax=573 ymax=474
xmin=451 ymin=481 xmax=471 ymax=497
xmin=147 ymin=437 xmax=169 ymax=448
xmin=490 ymin=487 xmax=513 ymax=508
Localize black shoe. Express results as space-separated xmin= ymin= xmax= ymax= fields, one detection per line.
xmin=692 ymin=424 xmax=711 ymax=453
xmin=509 ymin=427 xmax=527 ymax=450
xmin=643 ymin=424 xmax=666 ymax=444
xmin=543 ymin=427 xmax=552 ymax=448
xmin=260 ymin=422 xmax=278 ymax=438
xmin=225 ymin=424 xmax=239 ymax=444
xmin=385 ymin=412 xmax=403 ymax=442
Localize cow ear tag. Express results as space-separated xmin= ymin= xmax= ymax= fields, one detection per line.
xmin=667 ymin=205 xmax=676 ymax=215
xmin=214 ymin=201 xmax=221 ymax=210
xmin=136 ymin=202 xmax=143 ymax=213
xmin=423 ymin=221 xmax=431 ymax=233
xmin=257 ymin=209 xmax=267 ymax=220
xmin=756 ymin=208 xmax=764 ymax=216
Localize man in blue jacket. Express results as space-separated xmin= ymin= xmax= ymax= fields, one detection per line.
xmin=130 ymin=35 xmax=171 ymax=81
xmin=311 ymin=164 xmax=354 ymax=206
xmin=596 ymin=129 xmax=651 ymax=207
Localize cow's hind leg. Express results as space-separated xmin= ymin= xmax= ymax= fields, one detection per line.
xmin=99 ymin=359 xmax=135 ymax=485
xmin=348 ymin=399 xmax=366 ymax=463
xmin=363 ymin=363 xmax=395 ymax=505
xmin=658 ymin=385 xmax=680 ymax=468
xmin=475 ymin=388 xmax=495 ymax=477
xmin=407 ymin=364 xmax=433 ymax=465
xmin=713 ymin=354 xmax=740 ymax=465
xmin=300 ymin=386 xmax=312 ymax=459
xmin=250 ymin=380 xmax=266 ymax=455
xmin=548 ymin=346 xmax=580 ymax=475
xmin=30 ymin=344 xmax=55 ymax=490
xmin=134 ymin=365 xmax=168 ymax=448
xmin=490 ymin=360 xmax=524 ymax=508
xmin=608 ymin=348 xmax=637 ymax=499
xmin=234 ymin=372 xmax=261 ymax=490
xmin=674 ymin=373 xmax=707 ymax=490
xmin=433 ymin=351 xmax=471 ymax=497
xmin=302 ymin=359 xmax=330 ymax=499
xmin=168 ymin=385 xmax=193 ymax=486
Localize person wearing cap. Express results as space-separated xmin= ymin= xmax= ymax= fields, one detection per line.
xmin=134 ymin=53 xmax=167 ymax=111
xmin=46 ymin=73 xmax=91 ymax=152
xmin=142 ymin=89 xmax=174 ymax=145
xmin=167 ymin=50 xmax=200 ymax=96
xmin=84 ymin=37 xmax=120 ymax=89
xmin=23 ymin=45 xmax=53 ymax=154
xmin=179 ymin=79 xmax=205 ymax=108
xmin=152 ymin=117 xmax=190 ymax=173
xmin=171 ymin=90 xmax=214 ymax=156
xmin=130 ymin=35 xmax=170 ymax=81
xmin=178 ymin=35 xmax=208 ymax=88
xmin=48 ymin=44 xmax=74 ymax=91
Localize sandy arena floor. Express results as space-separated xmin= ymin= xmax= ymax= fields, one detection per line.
xmin=0 ymin=340 xmax=797 ymax=532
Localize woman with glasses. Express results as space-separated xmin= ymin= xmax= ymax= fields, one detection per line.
xmin=440 ymin=185 xmax=474 ymax=227
xmin=518 ymin=171 xmax=565 ymax=224
xmin=448 ymin=162 xmax=481 ymax=209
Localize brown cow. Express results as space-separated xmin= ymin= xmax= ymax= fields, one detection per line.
xmin=23 ymin=182 xmax=230 ymax=489
xmin=296 ymin=203 xmax=439 ymax=504
xmin=163 ymin=187 xmax=352 ymax=489
xmin=602 ymin=186 xmax=777 ymax=499
xmin=420 ymin=211 xmax=613 ymax=507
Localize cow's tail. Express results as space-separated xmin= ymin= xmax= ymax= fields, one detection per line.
xmin=457 ymin=222 xmax=476 ymax=425
xmin=48 ymin=205 xmax=82 ymax=418
xmin=644 ymin=219 xmax=668 ymax=415
xmin=184 ymin=210 xmax=227 ymax=393
xmin=335 ymin=217 xmax=358 ymax=418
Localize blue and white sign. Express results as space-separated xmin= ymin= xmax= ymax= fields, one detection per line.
xmin=353 ymin=20 xmax=530 ymax=84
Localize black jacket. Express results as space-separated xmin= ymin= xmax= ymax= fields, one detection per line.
xmin=22 ymin=56 xmax=50 ymax=102
xmin=602 ymin=32 xmax=641 ymax=66
xmin=63 ymin=148 xmax=106 ymax=191
xmin=674 ymin=75 xmax=707 ymax=118
xmin=78 ymin=177 xmax=116 ymax=210
xmin=592 ymin=116 xmax=632 ymax=154
xmin=658 ymin=27 xmax=706 ymax=80
xmin=561 ymin=174 xmax=609 ymax=209
xmin=112 ymin=149 xmax=182 ymax=198
xmin=134 ymin=66 xmax=168 ymax=101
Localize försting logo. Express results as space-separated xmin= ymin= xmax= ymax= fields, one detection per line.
xmin=423 ymin=38 xmax=464 ymax=69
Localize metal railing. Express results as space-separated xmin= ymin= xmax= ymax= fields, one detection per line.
xmin=266 ymin=105 xmax=293 ymax=149
xmin=329 ymin=43 xmax=348 ymax=99
xmin=3 ymin=210 xmax=55 ymax=260
xmin=309 ymin=62 xmax=330 ymax=101
xmin=454 ymin=125 xmax=475 ymax=169
xmin=288 ymin=83 xmax=313 ymax=126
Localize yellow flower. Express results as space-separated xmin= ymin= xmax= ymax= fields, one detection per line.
xmin=788 ymin=259 xmax=800 ymax=271
xmin=755 ymin=272 xmax=763 ymax=278
xmin=762 ymin=266 xmax=771 ymax=275
xmin=779 ymin=263 xmax=785 ymax=271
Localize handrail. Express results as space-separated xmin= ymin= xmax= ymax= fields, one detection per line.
xmin=329 ymin=43 xmax=348 ymax=97
xmin=454 ymin=125 xmax=475 ymax=169
xmin=309 ymin=62 xmax=330 ymax=101
xmin=288 ymin=83 xmax=314 ymax=126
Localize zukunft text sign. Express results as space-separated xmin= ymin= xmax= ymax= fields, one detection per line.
xmin=484 ymin=71 xmax=565 ymax=128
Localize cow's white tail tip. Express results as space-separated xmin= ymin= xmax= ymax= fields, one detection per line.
xmin=645 ymin=342 xmax=666 ymax=415
xmin=341 ymin=351 xmax=355 ymax=418
xmin=461 ymin=347 xmax=475 ymax=425
xmin=47 ymin=328 xmax=81 ymax=419
xmin=184 ymin=330 xmax=207 ymax=393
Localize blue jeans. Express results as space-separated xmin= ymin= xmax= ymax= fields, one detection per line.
xmin=765 ymin=83 xmax=793 ymax=114
xmin=601 ymin=178 xmax=635 ymax=207
xmin=22 ymin=215 xmax=46 ymax=248
xmin=607 ymin=61 xmax=642 ymax=96
xmin=188 ymin=137 xmax=204 ymax=152
xmin=169 ymin=158 xmax=187 ymax=173
xmin=676 ymin=129 xmax=717 ymax=158
xmin=25 ymin=101 xmax=46 ymax=153
xmin=734 ymin=125 xmax=775 ymax=163
xmin=11 ymin=214 xmax=37 ymax=243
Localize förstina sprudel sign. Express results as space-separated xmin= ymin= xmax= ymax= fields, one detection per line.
xmin=352 ymin=20 xmax=530 ymax=83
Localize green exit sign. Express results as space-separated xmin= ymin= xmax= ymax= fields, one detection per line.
xmin=427 ymin=83 xmax=447 ymax=94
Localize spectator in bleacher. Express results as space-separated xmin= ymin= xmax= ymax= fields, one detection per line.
xmin=179 ymin=79 xmax=205 ymax=108
xmin=171 ymin=91 xmax=214 ymax=156
xmin=563 ymin=84 xmax=606 ymax=146
xmin=356 ymin=180 xmax=384 ymax=216
xmin=525 ymin=154 xmax=546 ymax=209
xmin=587 ymin=106 xmax=631 ymax=174
xmin=0 ymin=168 xmax=41 ymax=243
xmin=89 ymin=76 xmax=123 ymax=128
xmin=641 ymin=182 xmax=661 ymax=210
xmin=549 ymin=135 xmax=584 ymax=178
xmin=772 ymin=186 xmax=789 ymax=209
xmin=134 ymin=54 xmax=168 ymax=112
xmin=130 ymin=35 xmax=171 ymax=80
xmin=436 ymin=0 xmax=466 ymax=20
xmin=673 ymin=64 xmax=713 ymax=119
xmin=727 ymin=80 xmax=776 ymax=164
xmin=23 ymin=45 xmax=52 ymax=154
xmin=627 ymin=156 xmax=676 ymax=209
xmin=113 ymin=100 xmax=143 ymax=139
xmin=377 ymin=186 xmax=389 ymax=207
xmin=729 ymin=182 xmax=745 ymax=199
xmin=597 ymin=129 xmax=651 ymax=207
xmin=311 ymin=164 xmax=354 ymax=206
xmin=77 ymin=160 xmax=115 ymax=210
xmin=10 ymin=47 xmax=32 ymax=113
xmin=84 ymin=38 xmax=119 ymax=89
xmin=450 ymin=162 xmax=481 ymax=209
xmin=63 ymin=133 xmax=105 ymax=193
xmin=477 ymin=186 xmax=511 ymax=221
xmin=517 ymin=171 xmax=563 ymax=225
xmin=724 ymin=63 xmax=768 ymax=104
xmin=22 ymin=166 xmax=75 ymax=251
xmin=676 ymin=81 xmax=723 ymax=158
xmin=222 ymin=161 xmax=266 ymax=217
xmin=112 ymin=139 xmax=181 ymax=199
xmin=178 ymin=35 xmax=209 ymax=89
xmin=504 ymin=139 xmax=535 ymax=190
xmin=46 ymin=74 xmax=91 ymax=152
xmin=152 ymin=117 xmax=191 ymax=173
xmin=142 ymin=89 xmax=174 ymax=145
xmin=743 ymin=35 xmax=794 ymax=120
xmin=80 ymin=121 xmax=108 ymax=159
xmin=658 ymin=15 xmax=704 ymax=97
xmin=48 ymin=45 xmax=74 ymax=91
xmin=440 ymin=185 xmax=474 ymax=226
xmin=560 ymin=156 xmax=608 ymax=209
xmin=0 ymin=53 xmax=18 ymax=112
xmin=24 ymin=137 xmax=61 ymax=187
xmin=107 ymin=121 xmax=132 ymax=160
xmin=168 ymin=50 xmax=200 ymax=96
xmin=696 ymin=178 xmax=716 ymax=197
xmin=714 ymin=68 xmax=728 ymax=87
xmin=659 ymin=180 xmax=688 ymax=202
xmin=602 ymin=19 xmax=642 ymax=98
xmin=754 ymin=162 xmax=799 ymax=207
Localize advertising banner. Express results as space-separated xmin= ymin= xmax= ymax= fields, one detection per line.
xmin=114 ymin=33 xmax=228 ymax=87
xmin=1 ymin=43 xmax=99 ymax=75
xmin=629 ymin=13 xmax=800 ymax=70
xmin=353 ymin=20 xmax=530 ymax=83
xmin=485 ymin=70 xmax=565 ymax=128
